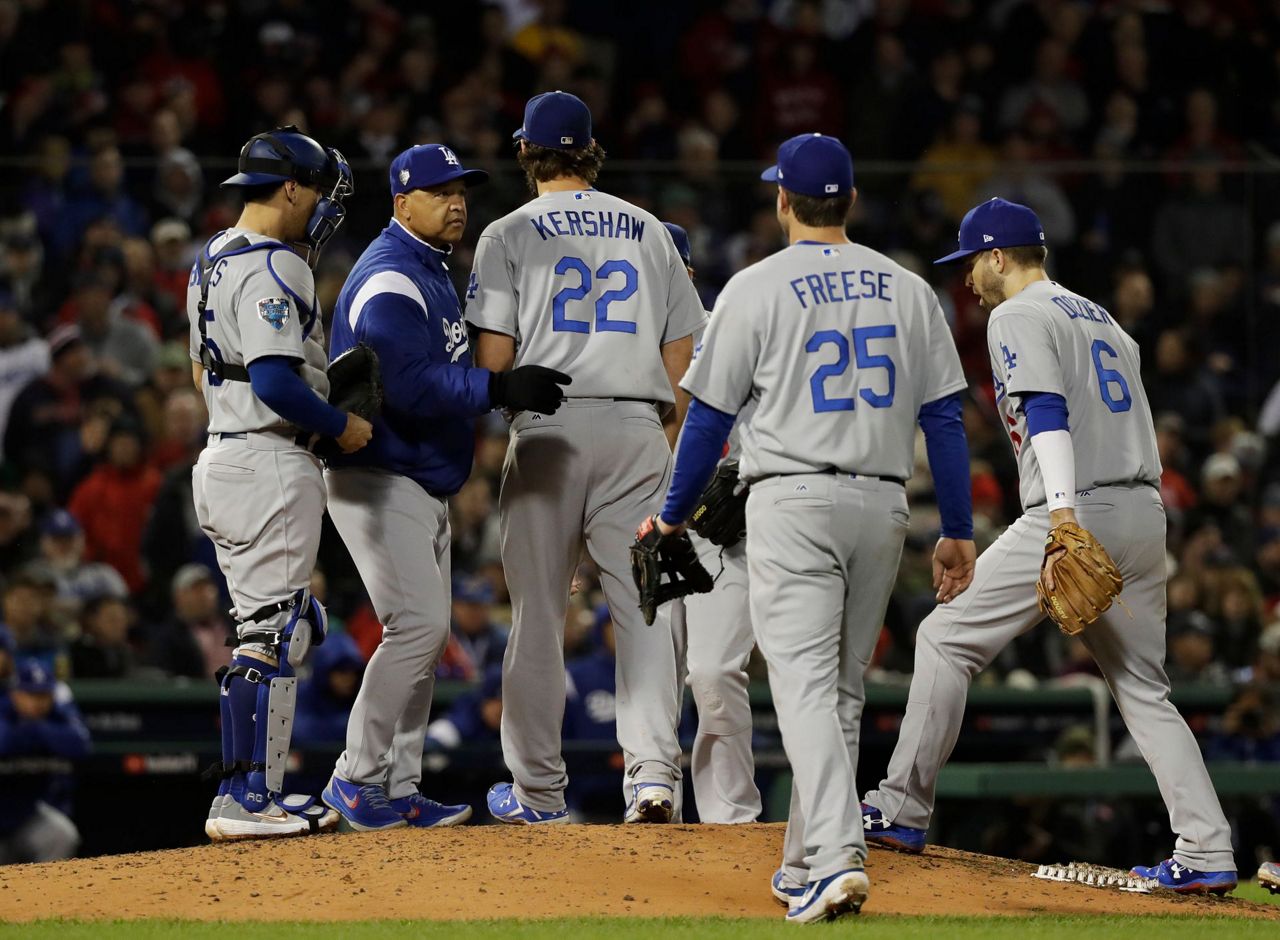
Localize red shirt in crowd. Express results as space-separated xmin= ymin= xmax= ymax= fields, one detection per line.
xmin=68 ymin=463 xmax=163 ymax=593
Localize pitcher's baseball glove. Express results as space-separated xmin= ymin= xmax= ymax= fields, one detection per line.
xmin=630 ymin=515 xmax=714 ymax=625
xmin=1036 ymin=521 xmax=1123 ymax=636
xmin=689 ymin=459 xmax=748 ymax=548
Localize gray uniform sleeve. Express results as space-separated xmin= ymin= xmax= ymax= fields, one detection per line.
xmin=661 ymin=249 xmax=709 ymax=344
xmin=921 ymin=291 xmax=968 ymax=405
xmin=235 ymin=249 xmax=312 ymax=366
xmin=187 ymin=274 xmax=203 ymax=363
xmin=464 ymin=232 xmax=518 ymax=338
xmin=679 ymin=283 xmax=757 ymax=414
xmin=988 ymin=308 xmax=1064 ymax=398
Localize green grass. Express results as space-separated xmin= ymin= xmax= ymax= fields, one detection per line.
xmin=1 ymin=915 xmax=1275 ymax=940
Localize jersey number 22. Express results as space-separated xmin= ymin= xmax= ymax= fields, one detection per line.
xmin=551 ymin=257 xmax=637 ymax=334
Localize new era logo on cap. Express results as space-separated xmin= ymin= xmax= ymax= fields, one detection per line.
xmin=398 ymin=168 xmax=410 ymax=185
xmin=983 ymin=234 xmax=994 ymax=242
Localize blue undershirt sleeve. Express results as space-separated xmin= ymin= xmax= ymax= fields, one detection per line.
xmin=660 ymin=398 xmax=737 ymax=526
xmin=1021 ymin=391 xmax=1070 ymax=435
xmin=918 ymin=392 xmax=974 ymax=541
xmin=248 ymin=356 xmax=347 ymax=439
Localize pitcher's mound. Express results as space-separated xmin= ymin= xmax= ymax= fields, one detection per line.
xmin=0 ymin=823 xmax=1273 ymax=922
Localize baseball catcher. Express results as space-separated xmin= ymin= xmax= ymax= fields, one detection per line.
xmin=1037 ymin=520 xmax=1124 ymax=636
xmin=631 ymin=514 xmax=715 ymax=625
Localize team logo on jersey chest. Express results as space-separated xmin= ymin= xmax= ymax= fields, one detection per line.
xmin=257 ymin=297 xmax=290 ymax=331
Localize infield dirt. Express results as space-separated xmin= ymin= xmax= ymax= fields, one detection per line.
xmin=0 ymin=823 xmax=1274 ymax=922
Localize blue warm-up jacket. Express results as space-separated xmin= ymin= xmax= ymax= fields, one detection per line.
xmin=328 ymin=220 xmax=492 ymax=496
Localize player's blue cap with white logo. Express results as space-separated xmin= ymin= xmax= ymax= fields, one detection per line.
xmin=513 ymin=91 xmax=592 ymax=150
xmin=760 ymin=133 xmax=854 ymax=198
xmin=390 ymin=144 xmax=488 ymax=196
xmin=934 ymin=197 xmax=1046 ymax=264
xmin=14 ymin=658 xmax=57 ymax=693
xmin=663 ymin=222 xmax=692 ymax=266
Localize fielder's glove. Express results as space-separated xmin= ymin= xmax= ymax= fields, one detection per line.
xmin=1036 ymin=521 xmax=1124 ymax=636
xmin=689 ymin=459 xmax=748 ymax=548
xmin=630 ymin=515 xmax=715 ymax=625
xmin=313 ymin=343 xmax=382 ymax=457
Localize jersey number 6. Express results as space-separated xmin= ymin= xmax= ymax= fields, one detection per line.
xmin=806 ymin=325 xmax=896 ymax=413
xmin=552 ymin=256 xmax=638 ymax=334
xmin=1091 ymin=339 xmax=1132 ymax=413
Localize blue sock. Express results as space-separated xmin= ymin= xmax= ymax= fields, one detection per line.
xmin=226 ymin=654 xmax=266 ymax=807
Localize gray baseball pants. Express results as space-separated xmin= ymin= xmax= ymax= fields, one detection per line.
xmin=499 ymin=400 xmax=683 ymax=814
xmin=865 ymin=483 xmax=1235 ymax=872
xmin=748 ymin=474 xmax=908 ymax=884
xmin=327 ymin=467 xmax=452 ymax=800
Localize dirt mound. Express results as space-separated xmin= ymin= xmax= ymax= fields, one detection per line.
xmin=0 ymin=824 xmax=1273 ymax=922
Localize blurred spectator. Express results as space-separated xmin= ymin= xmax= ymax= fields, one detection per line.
xmin=144 ymin=564 xmax=232 ymax=680
xmin=998 ymin=38 xmax=1089 ymax=133
xmin=973 ymin=133 xmax=1076 ymax=247
xmin=1 ymin=571 xmax=63 ymax=674
xmin=1186 ymin=454 xmax=1255 ymax=565
xmin=1206 ymin=686 xmax=1280 ymax=763
xmin=68 ymin=273 xmax=159 ymax=387
xmin=0 ymin=625 xmax=13 ymax=683
xmin=1165 ymin=612 xmax=1229 ymax=686
xmin=1155 ymin=414 xmax=1197 ymax=513
xmin=67 ymin=419 xmax=162 ymax=593
xmin=564 ymin=604 xmax=619 ymax=816
xmin=1151 ymin=166 xmax=1249 ymax=295
xmin=450 ymin=575 xmax=507 ymax=676
xmin=1144 ymin=329 xmax=1224 ymax=457
xmin=294 ymin=632 xmax=365 ymax=746
xmin=911 ymin=101 xmax=996 ymax=222
xmin=68 ymin=595 xmax=136 ymax=679
xmin=0 ymin=490 xmax=36 ymax=573
xmin=146 ymin=385 xmax=205 ymax=474
xmin=4 ymin=325 xmax=133 ymax=497
xmin=55 ymin=146 xmax=148 ymax=258
xmin=425 ymin=663 xmax=503 ymax=752
xmin=37 ymin=509 xmax=128 ymax=622
xmin=0 ymin=290 xmax=49 ymax=455
xmin=0 ymin=659 xmax=89 ymax=864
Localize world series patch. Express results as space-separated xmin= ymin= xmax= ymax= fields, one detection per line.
xmin=257 ymin=297 xmax=290 ymax=331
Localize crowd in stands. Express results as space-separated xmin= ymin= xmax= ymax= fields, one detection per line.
xmin=0 ymin=0 xmax=1278 ymax=767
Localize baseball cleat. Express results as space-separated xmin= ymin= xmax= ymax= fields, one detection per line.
xmin=624 ymin=782 xmax=674 ymax=823
xmin=861 ymin=802 xmax=926 ymax=854
xmin=213 ymin=795 xmax=311 ymax=840
xmin=390 ymin=792 xmax=473 ymax=828
xmin=1258 ymin=861 xmax=1280 ymax=894
xmin=205 ymin=792 xmax=229 ymax=840
xmin=322 ymin=775 xmax=408 ymax=832
xmin=486 ymin=782 xmax=569 ymax=825
xmin=1129 ymin=859 xmax=1237 ymax=895
xmin=277 ymin=793 xmax=340 ymax=833
xmin=785 ymin=868 xmax=869 ymax=924
xmin=771 ymin=868 xmax=805 ymax=907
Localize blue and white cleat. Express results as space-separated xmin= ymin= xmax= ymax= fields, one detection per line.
xmin=390 ymin=792 xmax=473 ymax=828
xmin=785 ymin=868 xmax=869 ymax=924
xmin=861 ymin=802 xmax=926 ymax=854
xmin=771 ymin=868 xmax=805 ymax=907
xmin=1129 ymin=859 xmax=1236 ymax=895
xmin=486 ymin=782 xmax=569 ymax=825
xmin=624 ymin=782 xmax=674 ymax=823
xmin=322 ymin=775 xmax=408 ymax=832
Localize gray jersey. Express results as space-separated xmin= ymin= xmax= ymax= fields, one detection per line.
xmin=464 ymin=190 xmax=706 ymax=401
xmin=187 ymin=229 xmax=329 ymax=435
xmin=683 ymin=242 xmax=966 ymax=483
xmin=987 ymin=279 xmax=1161 ymax=510
xmin=692 ymin=320 xmax=753 ymax=462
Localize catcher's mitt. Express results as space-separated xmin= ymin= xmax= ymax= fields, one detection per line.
xmin=689 ymin=459 xmax=748 ymax=548
xmin=630 ymin=515 xmax=715 ymax=625
xmin=1036 ymin=521 xmax=1123 ymax=636
xmin=313 ymin=343 xmax=383 ymax=457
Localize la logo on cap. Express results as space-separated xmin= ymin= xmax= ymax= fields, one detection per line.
xmin=442 ymin=147 xmax=460 ymax=166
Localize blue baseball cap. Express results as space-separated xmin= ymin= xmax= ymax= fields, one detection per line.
xmin=390 ymin=144 xmax=488 ymax=196
xmin=452 ymin=574 xmax=494 ymax=605
xmin=40 ymin=509 xmax=81 ymax=538
xmin=934 ymin=197 xmax=1046 ymax=264
xmin=14 ymin=658 xmax=56 ymax=693
xmin=513 ymin=91 xmax=592 ymax=150
xmin=761 ymin=133 xmax=854 ymax=198
xmin=663 ymin=222 xmax=692 ymax=266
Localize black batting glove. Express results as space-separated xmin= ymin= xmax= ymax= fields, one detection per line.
xmin=489 ymin=365 xmax=572 ymax=415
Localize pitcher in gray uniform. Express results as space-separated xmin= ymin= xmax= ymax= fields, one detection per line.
xmin=663 ymin=222 xmax=761 ymax=825
xmin=188 ymin=126 xmax=370 ymax=841
xmin=467 ymin=91 xmax=706 ymax=825
xmin=862 ymin=197 xmax=1238 ymax=895
xmin=646 ymin=134 xmax=976 ymax=923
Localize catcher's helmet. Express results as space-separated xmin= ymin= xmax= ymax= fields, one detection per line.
xmin=222 ymin=126 xmax=354 ymax=261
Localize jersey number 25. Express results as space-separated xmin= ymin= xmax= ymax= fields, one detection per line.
xmin=806 ymin=325 xmax=896 ymax=413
